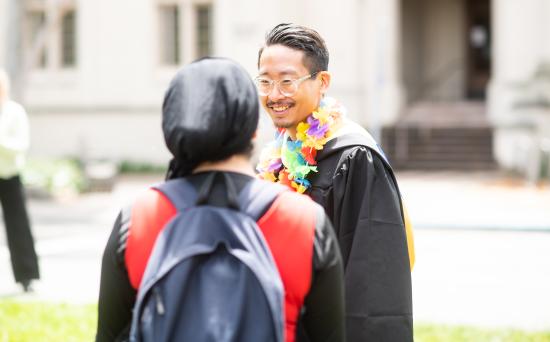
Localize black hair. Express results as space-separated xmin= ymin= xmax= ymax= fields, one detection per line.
xmin=258 ymin=23 xmax=329 ymax=74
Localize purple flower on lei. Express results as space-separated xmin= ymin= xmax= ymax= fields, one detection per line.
xmin=306 ymin=115 xmax=329 ymax=138
xmin=267 ymin=159 xmax=282 ymax=172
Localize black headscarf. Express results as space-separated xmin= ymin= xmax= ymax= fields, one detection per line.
xmin=162 ymin=58 xmax=259 ymax=179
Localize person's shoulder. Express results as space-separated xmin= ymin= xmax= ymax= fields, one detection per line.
xmin=130 ymin=185 xmax=177 ymax=221
xmin=276 ymin=188 xmax=315 ymax=204
xmin=1 ymin=101 xmax=28 ymax=125
xmin=3 ymin=100 xmax=26 ymax=114
xmin=266 ymin=187 xmax=321 ymax=215
xmin=320 ymin=119 xmax=381 ymax=156
xmin=322 ymin=137 xmax=380 ymax=163
xmin=133 ymin=186 xmax=167 ymax=204
xmin=330 ymin=119 xmax=391 ymax=165
xmin=343 ymin=144 xmax=383 ymax=161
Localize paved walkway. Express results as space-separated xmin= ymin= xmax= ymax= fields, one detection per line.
xmin=402 ymin=171 xmax=550 ymax=330
xmin=0 ymin=174 xmax=161 ymax=303
xmin=398 ymin=170 xmax=550 ymax=231
xmin=1 ymin=171 xmax=549 ymax=330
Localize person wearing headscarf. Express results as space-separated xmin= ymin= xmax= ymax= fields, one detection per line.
xmin=96 ymin=58 xmax=345 ymax=342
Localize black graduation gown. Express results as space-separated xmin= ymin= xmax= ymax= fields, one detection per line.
xmin=307 ymin=134 xmax=413 ymax=342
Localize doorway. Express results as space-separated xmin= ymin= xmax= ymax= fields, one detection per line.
xmin=401 ymin=0 xmax=492 ymax=103
xmin=465 ymin=0 xmax=491 ymax=100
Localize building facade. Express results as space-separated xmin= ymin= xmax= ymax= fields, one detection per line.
xmin=1 ymin=0 xmax=549 ymax=171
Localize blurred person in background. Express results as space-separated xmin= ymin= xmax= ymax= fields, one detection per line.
xmin=0 ymin=68 xmax=40 ymax=292
xmin=256 ymin=23 xmax=414 ymax=341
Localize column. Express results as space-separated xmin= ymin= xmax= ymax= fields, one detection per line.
xmin=4 ymin=0 xmax=24 ymax=100
xmin=489 ymin=0 xmax=547 ymax=169
xmin=361 ymin=0 xmax=404 ymax=140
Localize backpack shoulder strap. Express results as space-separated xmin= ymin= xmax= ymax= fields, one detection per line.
xmin=126 ymin=179 xmax=197 ymax=289
xmin=238 ymin=178 xmax=288 ymax=220
xmin=152 ymin=178 xmax=197 ymax=211
xmin=156 ymin=175 xmax=285 ymax=218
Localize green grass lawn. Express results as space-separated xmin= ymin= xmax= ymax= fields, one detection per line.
xmin=0 ymin=300 xmax=549 ymax=341
xmin=415 ymin=323 xmax=550 ymax=342
xmin=0 ymin=301 xmax=96 ymax=342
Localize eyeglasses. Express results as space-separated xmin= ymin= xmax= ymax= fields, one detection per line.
xmin=254 ymin=72 xmax=319 ymax=97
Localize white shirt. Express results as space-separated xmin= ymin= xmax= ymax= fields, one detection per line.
xmin=0 ymin=100 xmax=30 ymax=178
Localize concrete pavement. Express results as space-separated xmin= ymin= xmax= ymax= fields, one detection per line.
xmin=1 ymin=171 xmax=549 ymax=330
xmin=0 ymin=174 xmax=162 ymax=303
xmin=398 ymin=170 xmax=550 ymax=231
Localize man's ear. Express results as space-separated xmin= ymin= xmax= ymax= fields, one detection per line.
xmin=318 ymin=71 xmax=331 ymax=96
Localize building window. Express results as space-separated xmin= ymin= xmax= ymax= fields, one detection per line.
xmin=24 ymin=1 xmax=78 ymax=70
xmin=195 ymin=4 xmax=212 ymax=58
xmin=27 ymin=10 xmax=47 ymax=68
xmin=157 ymin=0 xmax=213 ymax=66
xmin=61 ymin=9 xmax=77 ymax=67
xmin=159 ymin=5 xmax=181 ymax=65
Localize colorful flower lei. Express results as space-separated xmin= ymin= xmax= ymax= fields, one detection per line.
xmin=257 ymin=97 xmax=344 ymax=193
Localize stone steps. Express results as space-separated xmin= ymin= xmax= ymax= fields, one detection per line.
xmin=381 ymin=101 xmax=496 ymax=170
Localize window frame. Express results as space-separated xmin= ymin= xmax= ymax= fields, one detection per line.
xmin=23 ymin=0 xmax=78 ymax=71
xmin=156 ymin=0 xmax=214 ymax=68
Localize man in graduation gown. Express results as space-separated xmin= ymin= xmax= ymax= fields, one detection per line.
xmin=256 ymin=23 xmax=415 ymax=341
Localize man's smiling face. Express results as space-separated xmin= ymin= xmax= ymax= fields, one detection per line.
xmin=257 ymin=44 xmax=326 ymax=137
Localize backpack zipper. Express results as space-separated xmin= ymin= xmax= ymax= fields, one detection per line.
xmin=153 ymin=288 xmax=165 ymax=315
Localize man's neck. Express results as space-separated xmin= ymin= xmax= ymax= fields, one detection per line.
xmin=287 ymin=127 xmax=297 ymax=140
xmin=192 ymin=154 xmax=255 ymax=177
